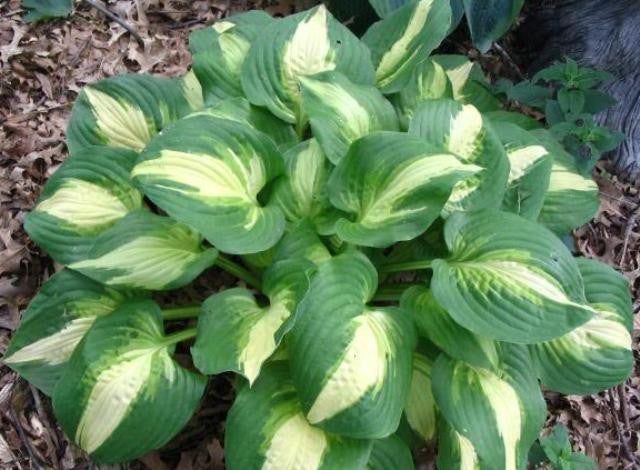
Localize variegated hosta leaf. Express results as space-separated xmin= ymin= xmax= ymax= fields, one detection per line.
xmin=52 ymin=300 xmax=207 ymax=463
xmin=225 ymin=362 xmax=373 ymax=470
xmin=530 ymin=258 xmax=633 ymax=394
xmin=530 ymin=129 xmax=600 ymax=235
xmin=367 ymin=435 xmax=414 ymax=470
xmin=431 ymin=210 xmax=595 ymax=343
xmin=404 ymin=353 xmax=437 ymax=443
xmin=463 ymin=0 xmax=525 ymax=53
xmin=241 ymin=5 xmax=375 ymax=125
xmin=69 ymin=211 xmax=218 ymax=290
xmin=494 ymin=123 xmax=553 ymax=220
xmin=368 ymin=0 xmax=412 ymax=18
xmin=3 ymin=270 xmax=143 ymax=395
xmin=300 ymin=71 xmax=399 ymax=164
xmin=191 ymin=259 xmax=315 ymax=384
xmin=394 ymin=59 xmax=453 ymax=130
xmin=432 ymin=344 xmax=547 ymax=470
xmin=409 ymin=99 xmax=510 ymax=215
xmin=273 ymin=220 xmax=332 ymax=266
xmin=431 ymin=55 xmax=502 ymax=112
xmin=362 ymin=0 xmax=452 ymax=93
xmin=437 ymin=421 xmax=483 ymax=470
xmin=271 ymin=139 xmax=335 ymax=226
xmin=327 ymin=132 xmax=479 ymax=247
xmin=132 ymin=114 xmax=287 ymax=254
xmin=24 ymin=147 xmax=143 ymax=265
xmin=67 ymin=74 xmax=200 ymax=154
xmin=401 ymin=286 xmax=498 ymax=371
xmin=189 ymin=97 xmax=297 ymax=148
xmin=289 ymin=251 xmax=416 ymax=438
xmin=189 ymin=11 xmax=274 ymax=104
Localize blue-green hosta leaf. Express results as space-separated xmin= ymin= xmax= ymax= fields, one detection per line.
xmin=300 ymin=71 xmax=399 ymax=164
xmin=404 ymin=353 xmax=437 ymax=442
xmin=368 ymin=0 xmax=411 ymax=18
xmin=191 ymin=259 xmax=315 ymax=384
xmin=271 ymin=139 xmax=335 ymax=227
xmin=394 ymin=59 xmax=453 ymax=129
xmin=485 ymin=110 xmax=543 ymax=131
xmin=24 ymin=147 xmax=143 ymax=265
xmin=362 ymin=0 xmax=452 ymax=93
xmin=189 ymin=97 xmax=297 ymax=148
xmin=273 ymin=220 xmax=332 ymax=266
xmin=52 ymin=300 xmax=207 ymax=463
xmin=69 ymin=211 xmax=218 ymax=290
xmin=327 ymin=132 xmax=478 ymax=248
xmin=67 ymin=74 xmax=200 ymax=154
xmin=3 ymin=270 xmax=143 ymax=395
xmin=289 ymin=252 xmax=416 ymax=438
xmin=241 ymin=5 xmax=375 ymax=126
xmin=132 ymin=115 xmax=286 ymax=254
xmin=494 ymin=123 xmax=553 ymax=220
xmin=432 ymin=344 xmax=546 ymax=470
xmin=431 ymin=55 xmax=501 ymax=112
xmin=189 ymin=11 xmax=274 ymax=104
xmin=530 ymin=129 xmax=600 ymax=235
xmin=225 ymin=362 xmax=373 ymax=470
xmin=22 ymin=0 xmax=72 ymax=22
xmin=401 ymin=286 xmax=499 ymax=371
xmin=437 ymin=421 xmax=484 ymax=470
xmin=530 ymin=258 xmax=633 ymax=395
xmin=409 ymin=99 xmax=510 ymax=215
xmin=431 ymin=210 xmax=595 ymax=343
xmin=463 ymin=0 xmax=525 ymax=53
xmin=367 ymin=435 xmax=414 ymax=470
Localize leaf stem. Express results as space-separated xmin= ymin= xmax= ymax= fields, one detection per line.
xmin=162 ymin=305 xmax=201 ymax=321
xmin=163 ymin=327 xmax=197 ymax=346
xmin=216 ymin=254 xmax=262 ymax=290
xmin=379 ymin=260 xmax=433 ymax=273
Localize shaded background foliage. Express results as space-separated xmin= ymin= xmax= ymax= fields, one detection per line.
xmin=0 ymin=0 xmax=638 ymax=468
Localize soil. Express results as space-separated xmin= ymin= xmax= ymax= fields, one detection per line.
xmin=0 ymin=1 xmax=638 ymax=468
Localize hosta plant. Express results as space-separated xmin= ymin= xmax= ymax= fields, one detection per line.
xmin=4 ymin=2 xmax=633 ymax=468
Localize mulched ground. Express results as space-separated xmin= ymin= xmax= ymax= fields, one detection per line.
xmin=0 ymin=1 xmax=638 ymax=468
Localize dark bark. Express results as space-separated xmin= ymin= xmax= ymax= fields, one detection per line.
xmin=518 ymin=0 xmax=640 ymax=177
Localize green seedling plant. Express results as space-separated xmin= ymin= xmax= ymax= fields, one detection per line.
xmin=529 ymin=425 xmax=596 ymax=470
xmin=495 ymin=58 xmax=625 ymax=174
xmin=4 ymin=2 xmax=633 ymax=469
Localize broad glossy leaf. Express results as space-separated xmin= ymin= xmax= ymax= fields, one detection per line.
xmin=404 ymin=353 xmax=437 ymax=442
xmin=289 ymin=252 xmax=416 ymax=438
xmin=530 ymin=258 xmax=633 ymax=394
xmin=394 ymin=59 xmax=453 ymax=129
xmin=368 ymin=0 xmax=411 ymax=18
xmin=273 ymin=220 xmax=332 ymax=266
xmin=4 ymin=270 xmax=143 ymax=395
xmin=189 ymin=97 xmax=297 ymax=147
xmin=24 ymin=146 xmax=143 ymax=265
xmin=432 ymin=55 xmax=501 ymax=112
xmin=241 ymin=5 xmax=375 ymax=125
xmin=367 ymin=435 xmax=414 ymax=470
xmin=52 ymin=300 xmax=207 ymax=463
xmin=363 ymin=0 xmax=452 ymax=93
xmin=23 ymin=0 xmax=72 ymax=22
xmin=67 ymin=74 xmax=199 ymax=154
xmin=132 ymin=115 xmax=286 ymax=254
xmin=301 ymin=71 xmax=399 ymax=164
xmin=225 ymin=362 xmax=372 ymax=470
xmin=437 ymin=421 xmax=484 ymax=470
xmin=463 ymin=0 xmax=525 ymax=53
xmin=432 ymin=344 xmax=546 ymax=470
xmin=190 ymin=11 xmax=274 ymax=104
xmin=401 ymin=286 xmax=498 ymax=371
xmin=328 ymin=132 xmax=478 ymax=247
xmin=494 ymin=123 xmax=553 ymax=220
xmin=485 ymin=110 xmax=543 ymax=130
xmin=191 ymin=259 xmax=315 ymax=384
xmin=69 ymin=211 xmax=218 ymax=290
xmin=409 ymin=99 xmax=510 ymax=215
xmin=431 ymin=210 xmax=595 ymax=343
xmin=531 ymin=129 xmax=600 ymax=235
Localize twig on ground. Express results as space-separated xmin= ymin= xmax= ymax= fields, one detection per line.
xmin=620 ymin=203 xmax=640 ymax=267
xmin=617 ymin=383 xmax=631 ymax=429
xmin=7 ymin=407 xmax=43 ymax=468
xmin=29 ymin=384 xmax=60 ymax=470
xmin=607 ymin=388 xmax=636 ymax=465
xmin=82 ymin=0 xmax=144 ymax=45
xmin=493 ymin=41 xmax=527 ymax=81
